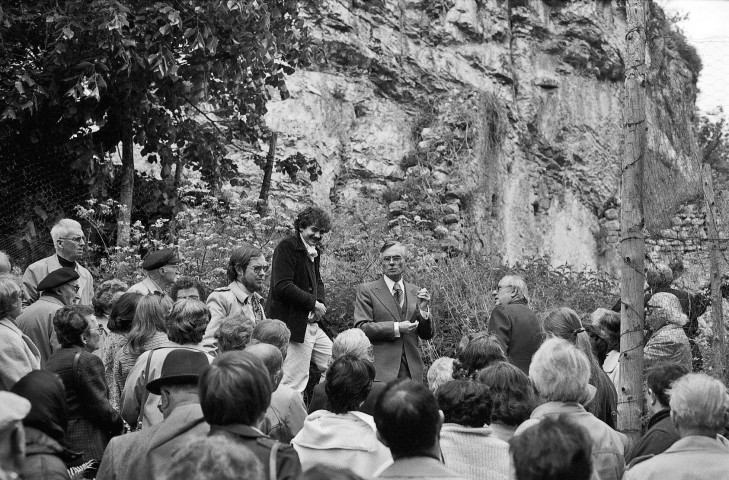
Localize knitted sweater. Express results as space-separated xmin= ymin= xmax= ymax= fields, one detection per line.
xmin=439 ymin=424 xmax=510 ymax=480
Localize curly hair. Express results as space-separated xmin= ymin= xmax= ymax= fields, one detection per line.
xmin=170 ymin=276 xmax=207 ymax=301
xmin=92 ymin=279 xmax=129 ymax=317
xmin=435 ymin=380 xmax=492 ymax=427
xmin=107 ymin=292 xmax=143 ymax=333
xmin=166 ymin=299 xmax=209 ymax=345
xmin=294 ymin=206 xmax=331 ymax=233
xmin=452 ymin=332 xmax=506 ymax=380
xmin=476 ymin=361 xmax=536 ymax=426
xmin=325 ymin=355 xmax=375 ymax=414
xmin=53 ymin=305 xmax=94 ymax=347
xmin=215 ymin=314 xmax=255 ymax=353
xmin=225 ymin=245 xmax=263 ymax=284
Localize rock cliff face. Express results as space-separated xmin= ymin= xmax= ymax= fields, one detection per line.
xmin=252 ymin=0 xmax=700 ymax=274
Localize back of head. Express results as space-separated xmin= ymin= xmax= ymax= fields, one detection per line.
xmin=668 ymin=373 xmax=729 ymax=434
xmin=166 ymin=299 xmax=209 ymax=345
xmin=166 ymin=436 xmax=263 ymax=480
xmin=0 ymin=252 xmax=11 ymax=275
xmin=374 ymin=380 xmax=440 ymax=457
xmin=332 ymin=328 xmax=373 ymax=362
xmin=427 ymin=357 xmax=455 ymax=393
xmin=435 ymin=380 xmax=491 ymax=427
xmin=325 ymin=355 xmax=375 ymax=414
xmin=477 ymin=361 xmax=536 ymax=426
xmin=509 ymin=416 xmax=592 ymax=480
xmin=543 ymin=307 xmax=604 ymax=387
xmin=108 ymin=292 xmax=143 ymax=333
xmin=0 ymin=274 xmax=21 ymax=320
xmin=10 ymin=370 xmax=68 ymax=443
xmin=251 ymin=319 xmax=290 ymax=360
xmin=529 ymin=337 xmax=590 ymax=403
xmin=645 ymin=363 xmax=689 ymax=408
xmin=199 ymin=351 xmax=272 ymax=426
xmin=244 ymin=343 xmax=283 ymax=379
xmin=92 ymin=279 xmax=129 ymax=317
xmin=215 ymin=314 xmax=255 ymax=353
xmin=453 ymin=332 xmax=506 ymax=379
xmin=127 ymin=294 xmax=173 ymax=354
xmin=500 ymin=275 xmax=529 ymax=303
xmin=299 ymin=465 xmax=365 ymax=480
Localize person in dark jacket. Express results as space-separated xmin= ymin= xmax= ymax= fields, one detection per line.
xmin=265 ymin=206 xmax=333 ymax=393
xmin=10 ymin=370 xmax=82 ymax=480
xmin=626 ymin=363 xmax=689 ymax=463
xmin=200 ymin=350 xmax=302 ymax=480
xmin=488 ymin=275 xmax=542 ymax=374
xmin=46 ymin=305 xmax=123 ymax=463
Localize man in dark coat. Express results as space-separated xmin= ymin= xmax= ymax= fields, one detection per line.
xmin=201 ymin=351 xmax=301 ymax=480
xmin=266 ymin=206 xmax=332 ymax=393
xmin=96 ymin=349 xmax=211 ymax=480
xmin=354 ymin=241 xmax=434 ymax=383
xmin=487 ymin=275 xmax=542 ymax=374
xmin=626 ymin=362 xmax=688 ymax=463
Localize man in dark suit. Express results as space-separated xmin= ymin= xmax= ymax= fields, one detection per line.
xmin=354 ymin=241 xmax=433 ymax=383
xmin=266 ymin=206 xmax=332 ymax=393
xmin=96 ymin=349 xmax=211 ymax=480
xmin=487 ymin=274 xmax=541 ymax=374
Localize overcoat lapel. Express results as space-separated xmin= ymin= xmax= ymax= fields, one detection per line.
xmin=373 ymin=278 xmax=401 ymax=321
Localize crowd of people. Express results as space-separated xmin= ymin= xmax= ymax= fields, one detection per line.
xmin=0 ymin=208 xmax=728 ymax=480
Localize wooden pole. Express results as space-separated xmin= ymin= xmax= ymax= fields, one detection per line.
xmin=257 ymin=132 xmax=278 ymax=217
xmin=702 ymin=163 xmax=726 ymax=379
xmin=618 ymin=0 xmax=647 ymax=443
xmin=117 ymin=116 xmax=134 ymax=247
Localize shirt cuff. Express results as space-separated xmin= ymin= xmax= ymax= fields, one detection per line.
xmin=394 ymin=322 xmax=401 ymax=338
xmin=419 ymin=308 xmax=430 ymax=320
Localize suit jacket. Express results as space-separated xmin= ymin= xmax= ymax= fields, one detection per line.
xmin=354 ymin=278 xmax=434 ymax=383
xmin=204 ymin=281 xmax=265 ymax=347
xmin=624 ymin=435 xmax=729 ymax=480
xmin=45 ymin=347 xmax=123 ymax=462
xmin=266 ymin=234 xmax=325 ymax=344
xmin=96 ymin=403 xmax=210 ymax=480
xmin=22 ymin=254 xmax=94 ymax=306
xmin=15 ymin=294 xmax=64 ymax=367
xmin=0 ymin=318 xmax=41 ymax=391
xmin=487 ymin=299 xmax=542 ymax=373
xmin=260 ymin=383 xmax=307 ymax=444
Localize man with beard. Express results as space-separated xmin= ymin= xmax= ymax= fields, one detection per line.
xmin=266 ymin=206 xmax=332 ymax=393
xmin=128 ymin=248 xmax=181 ymax=296
xmin=354 ymin=241 xmax=433 ymax=383
xmin=204 ymin=244 xmax=268 ymax=349
xmin=22 ymin=219 xmax=94 ymax=306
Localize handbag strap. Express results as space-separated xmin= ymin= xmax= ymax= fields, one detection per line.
xmin=72 ymin=351 xmax=82 ymax=391
xmin=136 ymin=349 xmax=155 ymax=430
xmin=269 ymin=440 xmax=280 ymax=480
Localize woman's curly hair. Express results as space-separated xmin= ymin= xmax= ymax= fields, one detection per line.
xmin=452 ymin=332 xmax=506 ymax=380
xmin=476 ymin=361 xmax=536 ymax=426
xmin=435 ymin=380 xmax=492 ymax=427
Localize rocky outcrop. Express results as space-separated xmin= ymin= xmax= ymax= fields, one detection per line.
xmin=239 ymin=0 xmax=701 ymax=274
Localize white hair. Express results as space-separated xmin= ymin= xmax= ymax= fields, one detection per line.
xmin=0 ymin=251 xmax=10 ymax=274
xmin=529 ymin=337 xmax=590 ymax=402
xmin=333 ymin=329 xmax=373 ymax=363
xmin=500 ymin=275 xmax=529 ymax=303
xmin=669 ymin=373 xmax=729 ymax=432
xmin=50 ymin=219 xmax=82 ymax=243
xmin=427 ymin=357 xmax=455 ymax=393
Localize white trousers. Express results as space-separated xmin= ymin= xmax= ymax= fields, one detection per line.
xmin=281 ymin=323 xmax=332 ymax=393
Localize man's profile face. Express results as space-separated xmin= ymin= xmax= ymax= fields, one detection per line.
xmin=493 ymin=280 xmax=514 ymax=307
xmin=381 ymin=245 xmax=406 ymax=282
xmin=300 ymin=225 xmax=327 ymax=247
xmin=57 ymin=226 xmax=86 ymax=261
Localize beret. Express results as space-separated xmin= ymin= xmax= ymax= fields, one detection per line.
xmin=37 ymin=267 xmax=80 ymax=291
xmin=141 ymin=248 xmax=181 ymax=271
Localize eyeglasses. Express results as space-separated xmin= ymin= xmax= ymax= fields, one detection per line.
xmin=645 ymin=305 xmax=660 ymax=315
xmin=249 ymin=265 xmax=269 ymax=274
xmin=382 ymin=256 xmax=403 ymax=262
xmin=60 ymin=236 xmax=86 ymax=244
xmin=68 ymin=284 xmax=80 ymax=293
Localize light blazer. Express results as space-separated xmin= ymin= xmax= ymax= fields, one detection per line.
xmin=0 ymin=317 xmax=41 ymax=391
xmin=354 ymin=278 xmax=434 ymax=383
xmin=127 ymin=277 xmax=164 ymax=296
xmin=204 ymin=281 xmax=265 ymax=346
xmin=15 ymin=294 xmax=64 ymax=367
xmin=22 ymin=254 xmax=94 ymax=307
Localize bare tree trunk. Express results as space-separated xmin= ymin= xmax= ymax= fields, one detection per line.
xmin=702 ymin=163 xmax=726 ymax=379
xmin=117 ymin=117 xmax=134 ymax=247
xmin=257 ymin=132 xmax=277 ymax=217
xmin=618 ymin=0 xmax=647 ymax=443
xmin=168 ymin=156 xmax=184 ymax=233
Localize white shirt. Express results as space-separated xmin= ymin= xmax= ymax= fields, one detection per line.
xmin=382 ymin=275 xmax=429 ymax=337
xmin=299 ymin=234 xmax=318 ymax=262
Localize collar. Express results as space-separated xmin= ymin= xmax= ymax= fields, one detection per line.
xmin=232 ymin=281 xmax=255 ymax=302
xmin=56 ymin=255 xmax=77 ymax=269
xmin=647 ymin=409 xmax=672 ymax=430
xmin=144 ymin=276 xmax=164 ymax=293
xmin=531 ymin=401 xmax=587 ymax=418
xmin=41 ymin=292 xmax=67 ymax=306
xmin=209 ymin=423 xmax=265 ymax=439
xmin=299 ymin=233 xmax=318 ymax=259
xmin=383 ymin=275 xmax=404 ymax=294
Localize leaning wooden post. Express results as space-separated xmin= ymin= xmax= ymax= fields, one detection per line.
xmin=702 ymin=163 xmax=726 ymax=379
xmin=618 ymin=0 xmax=647 ymax=443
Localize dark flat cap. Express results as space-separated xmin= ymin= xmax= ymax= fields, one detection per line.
xmin=141 ymin=248 xmax=181 ymax=271
xmin=37 ymin=268 xmax=80 ymax=291
xmin=146 ymin=349 xmax=210 ymax=395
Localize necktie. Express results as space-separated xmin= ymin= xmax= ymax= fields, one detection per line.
xmin=393 ymin=283 xmax=402 ymax=308
xmin=249 ymin=295 xmax=265 ymax=323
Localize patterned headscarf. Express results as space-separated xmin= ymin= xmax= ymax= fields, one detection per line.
xmin=646 ymin=292 xmax=687 ymax=331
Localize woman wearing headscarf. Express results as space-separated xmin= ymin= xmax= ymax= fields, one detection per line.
xmin=542 ymin=307 xmax=618 ymax=428
xmin=10 ymin=370 xmax=83 ymax=479
xmin=46 ymin=305 xmax=123 ymax=462
xmin=644 ymin=292 xmax=693 ymax=372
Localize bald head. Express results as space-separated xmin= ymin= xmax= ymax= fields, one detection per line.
xmin=245 ymin=343 xmax=283 ymax=387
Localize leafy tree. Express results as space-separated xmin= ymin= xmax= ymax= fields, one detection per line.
xmin=1 ymin=0 xmax=312 ymax=245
